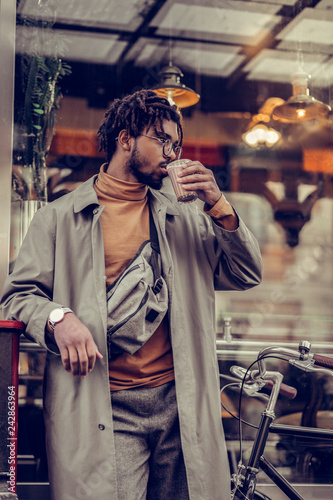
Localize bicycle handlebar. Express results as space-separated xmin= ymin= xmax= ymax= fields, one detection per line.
xmin=255 ymin=342 xmax=333 ymax=377
xmin=229 ymin=365 xmax=297 ymax=399
xmin=313 ymin=353 xmax=333 ymax=369
xmin=263 ymin=380 xmax=297 ymax=400
xmin=228 ymin=341 xmax=333 ymax=405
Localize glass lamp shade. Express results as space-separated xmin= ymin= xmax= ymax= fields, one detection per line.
xmin=242 ymin=123 xmax=281 ymax=148
xmin=152 ymin=65 xmax=200 ymax=108
xmin=273 ymin=72 xmax=331 ymax=122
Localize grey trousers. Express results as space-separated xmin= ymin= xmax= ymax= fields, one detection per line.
xmin=110 ymin=380 xmax=190 ymax=500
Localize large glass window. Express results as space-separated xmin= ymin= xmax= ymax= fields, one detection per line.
xmin=10 ymin=0 xmax=333 ymax=497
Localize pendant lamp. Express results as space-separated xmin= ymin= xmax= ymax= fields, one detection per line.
xmin=242 ymin=97 xmax=284 ymax=148
xmin=273 ymin=71 xmax=331 ymax=122
xmin=152 ymin=64 xmax=200 ymax=109
xmin=242 ymin=123 xmax=281 ymax=148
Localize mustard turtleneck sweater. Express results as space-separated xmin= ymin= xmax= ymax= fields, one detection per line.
xmin=94 ymin=164 xmax=174 ymax=390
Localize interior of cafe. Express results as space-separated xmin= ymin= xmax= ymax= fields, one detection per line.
xmin=1 ymin=0 xmax=333 ymax=498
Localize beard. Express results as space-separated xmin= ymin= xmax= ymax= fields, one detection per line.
xmin=127 ymin=145 xmax=165 ymax=190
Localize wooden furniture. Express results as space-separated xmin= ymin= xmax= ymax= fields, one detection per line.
xmin=0 ymin=321 xmax=24 ymax=500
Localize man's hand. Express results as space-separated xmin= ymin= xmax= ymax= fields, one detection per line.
xmin=177 ymin=160 xmax=238 ymax=230
xmin=52 ymin=313 xmax=103 ymax=378
xmin=176 ymin=160 xmax=222 ymax=207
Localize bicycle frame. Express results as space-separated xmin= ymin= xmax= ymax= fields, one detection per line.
xmin=234 ymin=420 xmax=333 ymax=500
xmin=265 ymin=424 xmax=333 ymax=498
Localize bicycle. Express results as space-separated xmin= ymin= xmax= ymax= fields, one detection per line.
xmin=220 ymin=340 xmax=333 ymax=500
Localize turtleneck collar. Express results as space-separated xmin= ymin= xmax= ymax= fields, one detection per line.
xmin=95 ymin=164 xmax=148 ymax=201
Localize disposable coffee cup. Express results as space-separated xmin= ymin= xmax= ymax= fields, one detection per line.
xmin=166 ymin=159 xmax=198 ymax=203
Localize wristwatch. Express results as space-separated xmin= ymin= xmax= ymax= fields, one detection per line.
xmin=48 ymin=307 xmax=73 ymax=331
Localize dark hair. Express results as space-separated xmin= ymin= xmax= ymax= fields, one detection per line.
xmin=97 ymin=89 xmax=184 ymax=162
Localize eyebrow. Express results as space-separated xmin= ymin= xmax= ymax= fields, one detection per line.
xmin=155 ymin=130 xmax=170 ymax=138
xmin=155 ymin=131 xmax=179 ymax=145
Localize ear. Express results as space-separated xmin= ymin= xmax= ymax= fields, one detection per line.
xmin=117 ymin=129 xmax=133 ymax=151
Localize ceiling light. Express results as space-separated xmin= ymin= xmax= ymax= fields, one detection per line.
xmin=242 ymin=96 xmax=284 ymax=148
xmin=273 ymin=71 xmax=331 ymax=122
xmin=152 ymin=64 xmax=200 ymax=109
xmin=242 ymin=124 xmax=281 ymax=148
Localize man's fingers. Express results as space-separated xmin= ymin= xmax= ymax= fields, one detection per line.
xmin=86 ymin=340 xmax=103 ymax=372
xmin=178 ymin=162 xmax=205 ymax=176
xmin=177 ymin=170 xmax=214 ymax=190
xmin=76 ymin=344 xmax=89 ymax=377
xmin=53 ymin=315 xmax=103 ymax=377
xmin=181 ymin=179 xmax=211 ymax=190
xmin=86 ymin=341 xmax=97 ymax=373
xmin=59 ymin=346 xmax=71 ymax=372
xmin=178 ymin=167 xmax=213 ymax=184
xmin=67 ymin=346 xmax=80 ymax=376
xmin=176 ymin=161 xmax=222 ymax=206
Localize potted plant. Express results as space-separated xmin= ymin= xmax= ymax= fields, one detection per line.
xmin=12 ymin=8 xmax=71 ymax=246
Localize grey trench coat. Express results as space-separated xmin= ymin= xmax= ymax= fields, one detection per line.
xmin=1 ymin=176 xmax=262 ymax=500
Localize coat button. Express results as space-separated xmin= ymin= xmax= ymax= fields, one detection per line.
xmin=98 ymin=424 xmax=105 ymax=431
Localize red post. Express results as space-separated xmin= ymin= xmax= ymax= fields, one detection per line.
xmin=0 ymin=320 xmax=24 ymax=500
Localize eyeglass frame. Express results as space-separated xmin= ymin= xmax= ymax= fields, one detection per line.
xmin=138 ymin=133 xmax=182 ymax=159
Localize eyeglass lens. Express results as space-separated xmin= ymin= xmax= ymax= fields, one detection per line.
xmin=164 ymin=140 xmax=182 ymax=158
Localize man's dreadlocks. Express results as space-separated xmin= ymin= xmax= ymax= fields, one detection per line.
xmin=97 ymin=90 xmax=184 ymax=163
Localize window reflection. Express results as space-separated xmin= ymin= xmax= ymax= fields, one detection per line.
xmin=12 ymin=0 xmax=333 ymax=496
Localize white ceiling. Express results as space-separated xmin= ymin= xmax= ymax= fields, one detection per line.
xmin=244 ymin=50 xmax=328 ymax=84
xmin=150 ymin=0 xmax=282 ymax=45
xmin=18 ymin=0 xmax=156 ymax=30
xmin=16 ymin=0 xmax=333 ymax=111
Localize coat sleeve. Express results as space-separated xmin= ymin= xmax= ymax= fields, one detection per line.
xmin=1 ymin=209 xmax=63 ymax=353
xmin=200 ymin=209 xmax=263 ymax=291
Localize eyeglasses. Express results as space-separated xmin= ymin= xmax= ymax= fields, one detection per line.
xmin=139 ymin=134 xmax=182 ymax=159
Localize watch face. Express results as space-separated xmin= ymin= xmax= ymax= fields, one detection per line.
xmin=49 ymin=308 xmax=65 ymax=324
